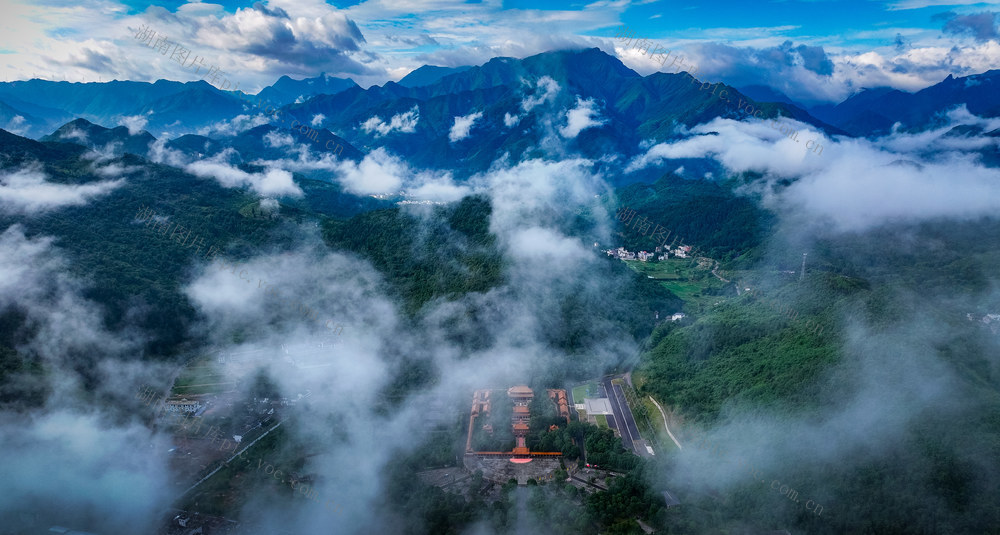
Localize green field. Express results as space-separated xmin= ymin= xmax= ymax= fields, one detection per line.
xmin=594 ymin=414 xmax=609 ymax=428
xmin=172 ymin=357 xmax=234 ymax=395
xmin=621 ymin=258 xmax=737 ymax=312
xmin=572 ymin=382 xmax=599 ymax=403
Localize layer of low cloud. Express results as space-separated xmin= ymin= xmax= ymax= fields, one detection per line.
xmin=185 ymin=157 xmax=302 ymax=197
xmin=0 ymin=225 xmax=170 ymax=532
xmin=0 ymin=165 xmax=123 ymax=215
xmin=626 ymin=107 xmax=1000 ymax=234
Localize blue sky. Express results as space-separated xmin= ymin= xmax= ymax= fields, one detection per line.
xmin=1 ymin=0 xmax=999 ymax=104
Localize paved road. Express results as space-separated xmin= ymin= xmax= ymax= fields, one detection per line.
xmin=610 ymin=381 xmax=642 ymax=451
xmin=602 ymin=378 xmax=638 ymax=453
xmin=596 ymin=382 xmax=623 ymax=443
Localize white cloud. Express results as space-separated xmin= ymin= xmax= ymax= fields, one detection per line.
xmin=559 ymin=96 xmax=606 ymax=138
xmin=503 ymin=112 xmax=520 ymax=128
xmin=404 ymin=173 xmax=472 ymax=202
xmin=469 ymin=157 xmax=613 ymax=239
xmin=626 ymin=116 xmax=828 ymax=177
xmin=60 ymin=127 xmax=89 ymax=144
xmin=263 ymin=130 xmax=295 ymax=148
xmin=119 ymin=114 xmax=149 ymax=135
xmin=93 ymin=162 xmax=141 ymax=178
xmin=5 ymin=115 xmax=28 ymax=136
xmin=521 ymin=75 xmax=561 ymax=113
xmin=146 ymin=138 xmax=190 ymax=167
xmin=184 ymin=159 xmax=303 ymax=197
xmin=360 ymin=105 xmax=420 ymax=137
xmin=0 ymin=165 xmax=123 ymax=215
xmin=508 ymin=226 xmax=592 ymax=264
xmin=334 ymin=147 xmax=407 ymax=194
xmin=195 ymin=113 xmax=272 ymax=138
xmin=0 ymin=225 xmax=169 ymax=532
xmin=259 ymin=197 xmax=279 ymax=212
xmin=311 ymin=113 xmax=327 ymax=127
xmin=329 ymin=147 xmax=471 ymax=201
xmin=627 ymin=112 xmax=1000 ymax=233
xmin=448 ymin=110 xmax=483 ymax=142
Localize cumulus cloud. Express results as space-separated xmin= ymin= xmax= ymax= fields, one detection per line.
xmin=403 ymin=172 xmax=472 ymax=202
xmin=184 ymin=158 xmax=303 ymax=197
xmin=259 ymin=197 xmax=279 ymax=213
xmin=939 ymin=11 xmax=1000 ymax=42
xmin=59 ymin=126 xmax=89 ymax=144
xmin=332 ymin=147 xmax=407 ymax=194
xmin=627 ymin=109 xmax=1000 ymax=234
xmin=769 ymin=146 xmax=1000 ymax=232
xmin=93 ymin=162 xmax=141 ymax=178
xmin=147 ymin=137 xmax=190 ymax=168
xmin=119 ymin=114 xmax=149 ymax=135
xmin=497 ymin=76 xmax=562 ymax=130
xmin=521 ymin=75 xmax=560 ymax=113
xmin=196 ymin=113 xmax=273 ymax=138
xmin=384 ymin=33 xmax=440 ymax=48
xmin=0 ymin=165 xmax=124 ymax=215
xmin=263 ymin=130 xmax=295 ymax=148
xmin=558 ymin=97 xmax=606 ymax=138
xmin=360 ymin=105 xmax=419 ymax=137
xmin=616 ymin=37 xmax=1000 ymax=106
xmin=310 ymin=113 xmax=326 ymax=127
xmin=4 ymin=115 xmax=29 ymax=136
xmin=164 ymin=1 xmax=371 ymax=78
xmin=448 ymin=110 xmax=483 ymax=142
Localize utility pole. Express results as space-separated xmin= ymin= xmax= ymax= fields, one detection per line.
xmin=800 ymin=253 xmax=807 ymax=281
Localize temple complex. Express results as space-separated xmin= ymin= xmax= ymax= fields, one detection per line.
xmin=463 ymin=385 xmax=567 ymax=484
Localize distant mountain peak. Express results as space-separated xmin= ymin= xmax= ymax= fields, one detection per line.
xmin=398 ymin=65 xmax=473 ymax=88
xmin=256 ymin=73 xmax=358 ymax=107
xmin=42 ymin=117 xmax=155 ymax=156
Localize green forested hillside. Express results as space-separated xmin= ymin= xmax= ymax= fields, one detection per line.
xmin=613 ymin=171 xmax=773 ymax=262
xmin=320 ymin=195 xmax=505 ymax=315
xmin=632 ymin=217 xmax=1000 ymax=534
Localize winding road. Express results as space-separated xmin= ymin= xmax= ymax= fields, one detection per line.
xmin=648 ymin=396 xmax=683 ymax=450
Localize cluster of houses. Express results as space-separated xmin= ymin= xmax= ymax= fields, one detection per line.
xmin=603 ymin=244 xmax=694 ymax=262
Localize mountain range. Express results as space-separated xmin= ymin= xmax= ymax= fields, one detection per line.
xmin=2 ymin=48 xmax=1000 ymax=181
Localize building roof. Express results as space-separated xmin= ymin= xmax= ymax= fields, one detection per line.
xmin=513 ymin=423 xmax=529 ymax=431
xmin=507 ymin=385 xmax=533 ymax=395
xmin=584 ymin=398 xmax=613 ymax=415
xmin=513 ymin=405 xmax=529 ymax=413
